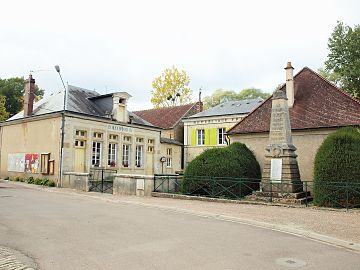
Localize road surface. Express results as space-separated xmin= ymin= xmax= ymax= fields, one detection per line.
xmin=0 ymin=182 xmax=359 ymax=270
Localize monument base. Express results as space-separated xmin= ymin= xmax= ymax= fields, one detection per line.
xmin=247 ymin=191 xmax=312 ymax=205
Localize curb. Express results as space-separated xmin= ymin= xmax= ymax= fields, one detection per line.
xmin=2 ymin=180 xmax=360 ymax=253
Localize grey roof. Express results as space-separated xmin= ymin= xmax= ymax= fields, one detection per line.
xmin=8 ymin=85 xmax=153 ymax=127
xmin=187 ymin=98 xmax=264 ymax=119
xmin=160 ymin=137 xmax=183 ymax=146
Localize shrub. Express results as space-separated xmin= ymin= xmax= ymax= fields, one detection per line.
xmin=47 ymin=180 xmax=56 ymax=187
xmin=4 ymin=176 xmax=9 ymax=180
xmin=313 ymin=127 xmax=360 ymax=207
xmin=34 ymin=178 xmax=43 ymax=185
xmin=183 ymin=142 xmax=261 ymax=198
xmin=26 ymin=176 xmax=35 ymax=184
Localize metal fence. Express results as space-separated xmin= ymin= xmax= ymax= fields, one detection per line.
xmin=88 ymin=168 xmax=117 ymax=193
xmin=153 ymin=175 xmax=360 ymax=209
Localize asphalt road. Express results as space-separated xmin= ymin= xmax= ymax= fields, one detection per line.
xmin=0 ymin=182 xmax=359 ymax=270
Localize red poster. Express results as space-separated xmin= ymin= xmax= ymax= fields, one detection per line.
xmin=25 ymin=153 xmax=39 ymax=173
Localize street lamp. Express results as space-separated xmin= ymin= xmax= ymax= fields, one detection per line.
xmin=55 ymin=65 xmax=67 ymax=188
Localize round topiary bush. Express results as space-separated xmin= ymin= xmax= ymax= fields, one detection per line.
xmin=182 ymin=142 xmax=261 ymax=198
xmin=313 ymin=127 xmax=360 ymax=207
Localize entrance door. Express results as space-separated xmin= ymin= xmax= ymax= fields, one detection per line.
xmin=146 ymin=149 xmax=154 ymax=175
xmin=74 ymin=140 xmax=86 ymax=172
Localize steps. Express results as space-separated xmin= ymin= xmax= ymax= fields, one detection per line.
xmin=247 ymin=191 xmax=313 ymax=205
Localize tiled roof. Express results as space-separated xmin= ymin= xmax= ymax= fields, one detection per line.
xmin=160 ymin=137 xmax=183 ymax=146
xmin=187 ymin=98 xmax=263 ymax=119
xmin=8 ymin=85 xmax=153 ymax=127
xmin=228 ymin=67 xmax=360 ymax=134
xmin=133 ymin=103 xmax=198 ymax=129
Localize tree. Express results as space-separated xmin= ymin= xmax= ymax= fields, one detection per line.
xmin=324 ymin=21 xmax=360 ymax=98
xmin=0 ymin=77 xmax=44 ymax=117
xmin=203 ymin=88 xmax=269 ymax=109
xmin=0 ymin=96 xmax=9 ymax=121
xmin=150 ymin=66 xmax=192 ymax=108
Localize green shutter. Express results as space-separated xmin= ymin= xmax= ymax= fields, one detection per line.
xmin=204 ymin=129 xmax=210 ymax=145
xmin=191 ymin=129 xmax=196 ymax=146
xmin=210 ymin=128 xmax=217 ymax=145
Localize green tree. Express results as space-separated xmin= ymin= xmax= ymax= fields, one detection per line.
xmin=150 ymin=66 xmax=192 ymax=108
xmin=0 ymin=96 xmax=9 ymax=121
xmin=203 ymin=88 xmax=269 ymax=109
xmin=324 ymin=21 xmax=360 ymax=98
xmin=0 ymin=77 xmax=44 ymax=117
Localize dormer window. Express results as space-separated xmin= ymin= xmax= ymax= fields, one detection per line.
xmin=119 ymin=98 xmax=126 ymax=105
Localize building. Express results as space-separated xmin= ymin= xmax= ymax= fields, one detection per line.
xmin=133 ymin=103 xmax=201 ymax=143
xmin=227 ymin=64 xmax=360 ymax=181
xmin=183 ymin=98 xmax=263 ymax=165
xmin=0 ymin=75 xmax=182 ymax=185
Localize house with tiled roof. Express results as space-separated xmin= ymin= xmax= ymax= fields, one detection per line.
xmin=183 ymin=98 xmax=263 ymax=166
xmin=133 ymin=102 xmax=201 ymax=144
xmin=227 ymin=65 xmax=360 ymax=181
xmin=0 ymin=75 xmax=183 ymax=186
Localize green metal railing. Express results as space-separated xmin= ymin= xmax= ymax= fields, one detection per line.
xmin=89 ymin=168 xmax=117 ymax=193
xmin=153 ymin=175 xmax=360 ymax=209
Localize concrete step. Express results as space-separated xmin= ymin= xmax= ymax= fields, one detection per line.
xmin=252 ymin=191 xmax=311 ymax=199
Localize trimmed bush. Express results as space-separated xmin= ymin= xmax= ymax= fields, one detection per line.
xmin=4 ymin=176 xmax=9 ymax=180
xmin=183 ymin=142 xmax=261 ymax=198
xmin=313 ymin=127 xmax=360 ymax=207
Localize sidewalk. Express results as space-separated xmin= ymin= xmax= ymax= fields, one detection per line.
xmin=3 ymin=180 xmax=360 ymax=252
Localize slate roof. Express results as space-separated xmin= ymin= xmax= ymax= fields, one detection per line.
xmin=8 ymin=85 xmax=153 ymax=127
xmin=160 ymin=137 xmax=183 ymax=146
xmin=227 ymin=67 xmax=360 ymax=135
xmin=187 ymin=98 xmax=263 ymax=119
xmin=132 ymin=103 xmax=198 ymax=129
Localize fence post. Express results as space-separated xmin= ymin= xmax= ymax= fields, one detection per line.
xmin=305 ymin=182 xmax=308 ymax=207
xmin=239 ymin=179 xmax=242 ymax=199
xmin=167 ymin=176 xmax=170 ymax=193
xmin=269 ymin=181 xmax=273 ymax=203
xmin=153 ymin=175 xmax=156 ymax=192
xmin=101 ymin=169 xmax=104 ymax=193
xmin=211 ymin=177 xmax=215 ymax=197
xmin=346 ymin=180 xmax=349 ymax=211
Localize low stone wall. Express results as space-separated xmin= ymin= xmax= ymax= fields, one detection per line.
xmin=63 ymin=172 xmax=89 ymax=191
xmin=113 ymin=174 xmax=154 ymax=196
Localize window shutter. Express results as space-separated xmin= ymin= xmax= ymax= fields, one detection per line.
xmin=210 ymin=128 xmax=217 ymax=145
xmin=191 ymin=129 xmax=196 ymax=146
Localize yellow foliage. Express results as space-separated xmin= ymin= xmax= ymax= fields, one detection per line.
xmin=151 ymin=66 xmax=193 ymax=108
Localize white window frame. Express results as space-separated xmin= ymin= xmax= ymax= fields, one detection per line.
xmin=92 ymin=141 xmax=102 ymax=167
xmin=218 ymin=128 xmax=226 ymax=145
xmin=197 ymin=129 xmax=205 ymax=146
xmin=108 ymin=143 xmax=117 ymax=167
xmin=166 ymin=157 xmax=172 ymax=168
xmin=135 ymin=145 xmax=143 ymax=168
xmin=122 ymin=144 xmax=131 ymax=167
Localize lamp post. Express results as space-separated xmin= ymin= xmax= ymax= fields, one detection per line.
xmin=55 ymin=65 xmax=67 ymax=188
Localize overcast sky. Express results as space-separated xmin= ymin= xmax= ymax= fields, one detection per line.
xmin=0 ymin=0 xmax=359 ymax=111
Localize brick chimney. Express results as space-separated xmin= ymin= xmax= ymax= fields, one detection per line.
xmin=196 ymin=88 xmax=203 ymax=112
xmin=285 ymin=62 xmax=295 ymax=108
xmin=112 ymin=92 xmax=132 ymax=122
xmin=24 ymin=74 xmax=35 ymax=117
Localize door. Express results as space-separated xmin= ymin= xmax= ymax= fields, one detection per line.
xmin=74 ymin=140 xmax=86 ymax=172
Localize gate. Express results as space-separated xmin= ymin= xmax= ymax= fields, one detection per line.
xmin=88 ymin=168 xmax=117 ymax=193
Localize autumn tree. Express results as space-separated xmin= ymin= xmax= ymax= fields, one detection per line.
xmin=0 ymin=96 xmax=9 ymax=121
xmin=151 ymin=66 xmax=192 ymax=108
xmin=323 ymin=21 xmax=360 ymax=98
xmin=0 ymin=77 xmax=44 ymax=117
xmin=203 ymin=88 xmax=269 ymax=109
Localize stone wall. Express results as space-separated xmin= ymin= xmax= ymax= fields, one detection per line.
xmin=63 ymin=172 xmax=89 ymax=191
xmin=113 ymin=174 xmax=154 ymax=196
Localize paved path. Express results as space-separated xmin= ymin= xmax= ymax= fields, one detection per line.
xmin=0 ymin=181 xmax=359 ymax=270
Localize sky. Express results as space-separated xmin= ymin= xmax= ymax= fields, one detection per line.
xmin=0 ymin=0 xmax=359 ymax=111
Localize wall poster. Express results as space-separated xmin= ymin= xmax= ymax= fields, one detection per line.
xmin=8 ymin=153 xmax=26 ymax=172
xmin=25 ymin=153 xmax=40 ymax=173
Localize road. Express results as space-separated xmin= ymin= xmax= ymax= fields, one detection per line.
xmin=0 ymin=182 xmax=359 ymax=270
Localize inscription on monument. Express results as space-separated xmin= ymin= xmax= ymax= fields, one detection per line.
xmin=270 ymin=106 xmax=286 ymax=143
xmin=270 ymin=159 xmax=282 ymax=182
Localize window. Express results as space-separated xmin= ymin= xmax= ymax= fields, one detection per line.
xmin=122 ymin=144 xmax=131 ymax=167
xmin=218 ymin=128 xmax=226 ymax=145
xmin=93 ymin=132 xmax=103 ymax=139
xmin=92 ymin=141 xmax=102 ymax=167
xmin=109 ymin=134 xmax=118 ymax=140
xmin=75 ymin=140 xmax=86 ymax=148
xmin=147 ymin=146 xmax=154 ymax=152
xmin=76 ymin=130 xmax=86 ymax=137
xmin=166 ymin=157 xmax=172 ymax=168
xmin=108 ymin=143 xmax=117 ymax=167
xmin=124 ymin=136 xmax=131 ymax=142
xmin=167 ymin=148 xmax=172 ymax=155
xmin=135 ymin=145 xmax=143 ymax=167
xmin=148 ymin=139 xmax=154 ymax=144
xmin=136 ymin=137 xmax=144 ymax=143
xmin=197 ymin=129 xmax=205 ymax=146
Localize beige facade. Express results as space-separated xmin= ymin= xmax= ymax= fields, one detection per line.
xmin=230 ymin=128 xmax=338 ymax=181
xmin=183 ymin=114 xmax=246 ymax=166
xmin=0 ymin=114 xmax=62 ymax=181
xmin=0 ymin=112 xmax=182 ymax=186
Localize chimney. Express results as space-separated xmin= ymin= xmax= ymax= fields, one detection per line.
xmin=285 ymin=62 xmax=295 ymax=108
xmin=196 ymin=88 xmax=203 ymax=112
xmin=112 ymin=92 xmax=132 ymax=122
xmin=24 ymin=74 xmax=35 ymax=117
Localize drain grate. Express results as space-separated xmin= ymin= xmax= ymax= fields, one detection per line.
xmin=276 ymin=258 xmax=307 ymax=268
